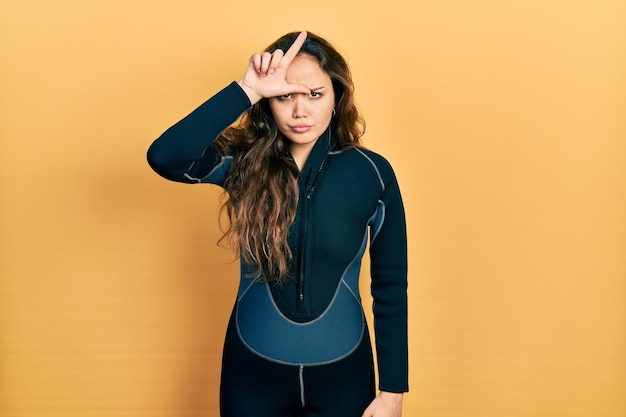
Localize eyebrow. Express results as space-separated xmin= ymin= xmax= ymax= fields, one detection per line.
xmin=310 ymin=86 xmax=325 ymax=92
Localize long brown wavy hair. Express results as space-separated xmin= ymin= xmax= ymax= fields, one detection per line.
xmin=215 ymin=31 xmax=365 ymax=281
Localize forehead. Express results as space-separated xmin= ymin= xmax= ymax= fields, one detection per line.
xmin=285 ymin=54 xmax=332 ymax=86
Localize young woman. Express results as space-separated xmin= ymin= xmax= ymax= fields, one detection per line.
xmin=147 ymin=31 xmax=408 ymax=417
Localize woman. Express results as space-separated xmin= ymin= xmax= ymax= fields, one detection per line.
xmin=147 ymin=31 xmax=408 ymax=417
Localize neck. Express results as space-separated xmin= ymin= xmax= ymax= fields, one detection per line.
xmin=289 ymin=141 xmax=317 ymax=170
xmin=289 ymin=126 xmax=332 ymax=170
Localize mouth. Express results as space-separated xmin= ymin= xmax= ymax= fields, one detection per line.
xmin=290 ymin=125 xmax=312 ymax=133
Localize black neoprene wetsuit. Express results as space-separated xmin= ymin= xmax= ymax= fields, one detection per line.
xmin=147 ymin=82 xmax=408 ymax=416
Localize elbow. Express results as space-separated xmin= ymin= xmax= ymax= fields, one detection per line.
xmin=146 ymin=140 xmax=180 ymax=182
xmin=146 ymin=141 xmax=165 ymax=176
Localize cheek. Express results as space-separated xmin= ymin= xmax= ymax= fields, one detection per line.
xmin=320 ymin=102 xmax=335 ymax=121
xmin=268 ymin=102 xmax=288 ymax=125
xmin=322 ymin=96 xmax=335 ymax=116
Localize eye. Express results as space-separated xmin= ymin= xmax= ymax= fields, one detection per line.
xmin=309 ymin=91 xmax=322 ymax=98
xmin=277 ymin=94 xmax=292 ymax=100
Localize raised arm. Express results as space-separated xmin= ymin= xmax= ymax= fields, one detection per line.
xmin=147 ymin=31 xmax=311 ymax=184
xmin=146 ymin=82 xmax=251 ymax=184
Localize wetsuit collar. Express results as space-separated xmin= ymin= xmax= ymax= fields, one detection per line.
xmin=291 ymin=125 xmax=332 ymax=176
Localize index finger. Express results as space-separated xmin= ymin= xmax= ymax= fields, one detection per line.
xmin=282 ymin=31 xmax=308 ymax=64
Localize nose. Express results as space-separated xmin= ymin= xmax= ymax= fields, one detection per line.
xmin=292 ymin=95 xmax=307 ymax=118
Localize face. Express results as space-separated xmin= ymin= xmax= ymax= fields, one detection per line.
xmin=268 ymin=54 xmax=335 ymax=158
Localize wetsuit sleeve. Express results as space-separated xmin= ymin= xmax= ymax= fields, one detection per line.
xmin=146 ymin=81 xmax=251 ymax=184
xmin=369 ymin=160 xmax=409 ymax=393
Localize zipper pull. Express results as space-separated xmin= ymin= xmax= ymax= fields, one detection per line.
xmin=305 ymin=174 xmax=314 ymax=200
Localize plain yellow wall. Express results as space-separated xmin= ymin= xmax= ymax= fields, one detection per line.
xmin=1 ymin=0 xmax=625 ymax=416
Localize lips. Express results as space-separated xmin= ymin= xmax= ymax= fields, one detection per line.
xmin=290 ymin=125 xmax=312 ymax=133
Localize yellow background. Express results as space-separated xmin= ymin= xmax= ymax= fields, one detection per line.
xmin=1 ymin=0 xmax=625 ymax=416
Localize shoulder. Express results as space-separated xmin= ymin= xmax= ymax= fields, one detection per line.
xmin=330 ymin=145 xmax=399 ymax=190
xmin=349 ymin=146 xmax=398 ymax=176
xmin=354 ymin=147 xmax=395 ymax=169
xmin=333 ymin=145 xmax=393 ymax=167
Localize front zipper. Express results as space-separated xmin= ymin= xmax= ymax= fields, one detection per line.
xmin=297 ymin=200 xmax=307 ymax=304
xmin=295 ymin=153 xmax=328 ymax=308
xmin=297 ymin=185 xmax=313 ymax=305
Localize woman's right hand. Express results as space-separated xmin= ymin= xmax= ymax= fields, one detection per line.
xmin=237 ymin=31 xmax=311 ymax=104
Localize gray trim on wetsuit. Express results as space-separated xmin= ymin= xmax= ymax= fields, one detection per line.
xmin=235 ymin=200 xmax=384 ymax=365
